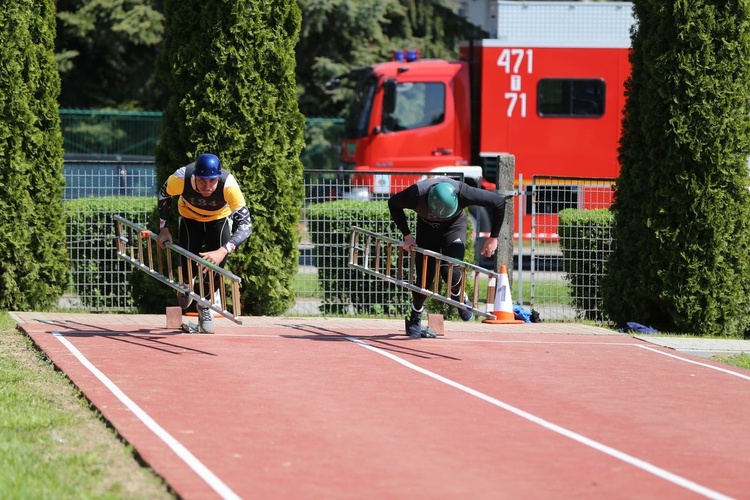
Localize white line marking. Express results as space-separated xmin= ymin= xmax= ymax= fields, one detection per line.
xmin=636 ymin=345 xmax=750 ymax=381
xmin=446 ymin=339 xmax=638 ymax=346
xmin=346 ymin=336 xmax=733 ymax=500
xmin=52 ymin=332 xmax=240 ymax=500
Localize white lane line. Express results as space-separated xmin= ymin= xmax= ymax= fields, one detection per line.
xmin=346 ymin=336 xmax=732 ymax=500
xmin=636 ymin=345 xmax=750 ymax=381
xmin=52 ymin=332 xmax=240 ymax=500
xmin=446 ymin=339 xmax=639 ymax=346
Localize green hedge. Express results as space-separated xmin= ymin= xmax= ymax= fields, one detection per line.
xmin=558 ymin=208 xmax=614 ymax=321
xmin=64 ymin=197 xmax=154 ymax=309
xmin=305 ymin=200 xmax=475 ymax=318
xmin=305 ymin=200 xmax=409 ymax=316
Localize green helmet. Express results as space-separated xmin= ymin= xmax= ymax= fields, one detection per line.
xmin=427 ymin=182 xmax=458 ymax=218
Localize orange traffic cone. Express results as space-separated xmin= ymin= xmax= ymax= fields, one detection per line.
xmin=483 ymin=265 xmax=524 ymax=324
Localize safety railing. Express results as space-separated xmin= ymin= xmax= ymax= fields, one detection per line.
xmin=113 ymin=215 xmax=243 ymax=324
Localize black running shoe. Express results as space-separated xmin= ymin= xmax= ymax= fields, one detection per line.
xmin=405 ymin=307 xmax=423 ymax=338
xmin=458 ymin=297 xmax=473 ymax=322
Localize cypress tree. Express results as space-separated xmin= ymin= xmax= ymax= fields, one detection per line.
xmin=603 ymin=1 xmax=750 ymax=336
xmin=0 ymin=0 xmax=68 ymax=310
xmin=154 ymin=0 xmax=304 ymax=315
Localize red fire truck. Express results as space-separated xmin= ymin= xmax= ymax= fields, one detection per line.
xmin=330 ymin=1 xmax=634 ymax=241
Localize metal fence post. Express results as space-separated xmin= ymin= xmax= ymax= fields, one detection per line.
xmin=496 ymin=153 xmax=515 ymax=290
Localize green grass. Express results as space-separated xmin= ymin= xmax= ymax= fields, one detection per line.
xmin=474 ymin=275 xmax=570 ymax=305
xmin=293 ymin=268 xmax=570 ymax=305
xmin=715 ymin=353 xmax=750 ymax=369
xmin=292 ymin=271 xmax=321 ymax=298
xmin=292 ymin=271 xmax=572 ymax=306
xmin=0 ymin=311 xmax=172 ymax=499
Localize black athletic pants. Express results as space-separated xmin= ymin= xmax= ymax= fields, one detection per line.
xmin=179 ymin=217 xmax=231 ymax=299
xmin=412 ymin=217 xmax=466 ymax=310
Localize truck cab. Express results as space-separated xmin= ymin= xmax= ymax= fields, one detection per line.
xmin=339 ymin=56 xmax=475 ymax=197
xmin=333 ymin=1 xmax=635 ymax=241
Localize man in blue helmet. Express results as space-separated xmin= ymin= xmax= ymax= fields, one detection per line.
xmin=388 ymin=178 xmax=507 ymax=338
xmin=156 ymin=153 xmax=252 ymax=333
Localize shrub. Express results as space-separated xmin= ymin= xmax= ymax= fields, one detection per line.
xmin=152 ymin=0 xmax=305 ymax=316
xmin=558 ymin=209 xmax=613 ymax=321
xmin=605 ymin=1 xmax=750 ymax=336
xmin=305 ymin=200 xmax=475 ymax=317
xmin=64 ymin=197 xmax=159 ymax=310
xmin=0 ymin=0 xmax=68 ymax=310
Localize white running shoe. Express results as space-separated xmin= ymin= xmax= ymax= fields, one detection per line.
xmin=198 ymin=305 xmax=215 ymax=334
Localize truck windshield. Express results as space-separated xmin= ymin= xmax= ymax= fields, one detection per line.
xmin=383 ymin=82 xmax=445 ymax=132
xmin=344 ymin=76 xmax=377 ymax=139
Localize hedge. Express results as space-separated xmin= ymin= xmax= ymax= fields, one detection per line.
xmin=558 ymin=208 xmax=614 ymax=322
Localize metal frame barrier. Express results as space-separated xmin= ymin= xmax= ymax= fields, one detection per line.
xmin=347 ymin=226 xmax=502 ymax=320
xmin=114 ymin=215 xmax=243 ymax=325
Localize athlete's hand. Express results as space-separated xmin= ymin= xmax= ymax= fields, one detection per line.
xmin=481 ymin=237 xmax=498 ymax=258
xmin=200 ymin=247 xmax=228 ymax=266
xmin=402 ymin=234 xmax=417 ymax=252
xmin=157 ymin=228 xmax=172 ymax=249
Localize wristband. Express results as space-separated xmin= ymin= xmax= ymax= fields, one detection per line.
xmin=159 ymin=219 xmax=167 ymax=229
xmin=224 ymin=242 xmax=236 ymax=254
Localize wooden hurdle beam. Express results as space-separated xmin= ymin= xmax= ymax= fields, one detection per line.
xmin=347 ymin=226 xmax=501 ymax=320
xmin=114 ymin=215 xmax=243 ymax=325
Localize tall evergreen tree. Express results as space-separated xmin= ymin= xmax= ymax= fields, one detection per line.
xmin=296 ymin=0 xmax=485 ymax=117
xmin=603 ymin=0 xmax=750 ymax=336
xmin=0 ymin=0 xmax=68 ymax=309
xmin=52 ymin=0 xmax=482 ymax=114
xmin=55 ymin=0 xmax=165 ymax=109
xmin=153 ymin=0 xmax=304 ymax=316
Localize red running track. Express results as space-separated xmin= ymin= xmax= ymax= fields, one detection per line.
xmin=13 ymin=313 xmax=750 ymax=499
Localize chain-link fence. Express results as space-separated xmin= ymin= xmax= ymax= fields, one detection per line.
xmin=523 ymin=176 xmax=615 ymax=324
xmin=60 ymin=109 xmax=163 ymax=158
xmin=60 ymin=109 xmax=345 ymax=171
xmin=59 ymin=161 xmax=615 ymax=323
xmin=62 ymin=160 xmax=157 ymax=310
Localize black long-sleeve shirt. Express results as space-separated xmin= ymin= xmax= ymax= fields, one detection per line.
xmin=388 ymin=178 xmax=506 ymax=237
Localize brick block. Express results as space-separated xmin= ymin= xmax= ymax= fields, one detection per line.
xmin=166 ymin=306 xmax=183 ymax=329
xmin=427 ymin=313 xmax=444 ymax=336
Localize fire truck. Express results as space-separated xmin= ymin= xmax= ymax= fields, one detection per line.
xmin=329 ymin=1 xmax=635 ymax=242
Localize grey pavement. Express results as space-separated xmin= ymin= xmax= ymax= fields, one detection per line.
xmin=634 ymin=335 xmax=750 ymax=359
xmin=15 ymin=310 xmax=750 ymax=361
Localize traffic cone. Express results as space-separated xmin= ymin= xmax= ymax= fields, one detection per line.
xmin=483 ymin=265 xmax=524 ymax=324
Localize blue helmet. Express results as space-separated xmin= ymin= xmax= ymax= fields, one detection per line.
xmin=194 ymin=153 xmax=221 ymax=179
xmin=427 ymin=182 xmax=458 ymax=218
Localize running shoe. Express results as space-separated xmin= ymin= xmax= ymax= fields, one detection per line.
xmin=458 ymin=297 xmax=474 ymax=322
xmin=405 ymin=307 xmax=423 ymax=338
xmin=198 ymin=305 xmax=215 ymax=334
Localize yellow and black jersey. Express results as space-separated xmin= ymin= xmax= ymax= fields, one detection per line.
xmin=158 ymin=163 xmax=252 ymax=252
xmin=161 ymin=164 xmax=245 ymax=222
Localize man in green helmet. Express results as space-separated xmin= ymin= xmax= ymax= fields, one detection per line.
xmin=388 ymin=178 xmax=507 ymax=338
